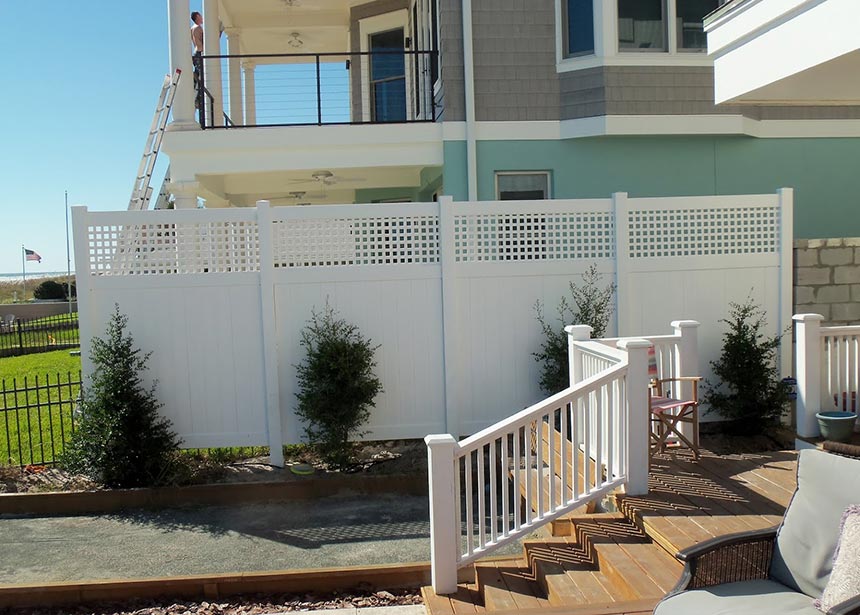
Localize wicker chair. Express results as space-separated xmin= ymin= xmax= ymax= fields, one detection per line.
xmin=654 ymin=449 xmax=860 ymax=615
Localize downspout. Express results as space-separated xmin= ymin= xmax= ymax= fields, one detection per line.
xmin=461 ymin=0 xmax=478 ymax=200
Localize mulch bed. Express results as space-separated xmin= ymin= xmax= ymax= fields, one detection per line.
xmin=0 ymin=588 xmax=423 ymax=615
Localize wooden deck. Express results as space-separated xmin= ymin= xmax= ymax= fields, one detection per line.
xmin=423 ymin=448 xmax=799 ymax=615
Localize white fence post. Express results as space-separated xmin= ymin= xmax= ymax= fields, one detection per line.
xmin=794 ymin=313 xmax=824 ymax=438
xmin=257 ymin=201 xmax=285 ymax=467
xmin=438 ymin=196 xmax=460 ymax=436
xmin=618 ymin=338 xmax=651 ymax=496
xmin=672 ymin=320 xmax=700 ymax=441
xmin=425 ymin=434 xmax=459 ymax=595
xmin=566 ymin=324 xmax=592 ymax=387
xmin=778 ymin=188 xmax=794 ymax=378
xmin=612 ymin=192 xmax=630 ymax=337
xmin=71 ymin=206 xmax=94 ymax=380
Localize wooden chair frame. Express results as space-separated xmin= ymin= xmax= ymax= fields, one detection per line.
xmin=649 ymin=376 xmax=702 ymax=460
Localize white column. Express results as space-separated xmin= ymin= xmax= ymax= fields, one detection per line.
xmin=257 ymin=201 xmax=285 ymax=467
xmin=566 ymin=324 xmax=593 ymax=387
xmin=439 ymin=196 xmax=460 ymax=436
xmin=170 ymin=180 xmax=199 ymax=209
xmin=243 ymin=60 xmax=257 ymax=126
xmin=618 ymin=338 xmax=651 ymax=496
xmin=425 ymin=434 xmax=459 ymax=595
xmin=71 ymin=206 xmax=95 ymax=380
xmin=226 ymin=29 xmax=244 ymax=125
xmin=778 ymin=188 xmax=795 ymax=379
xmin=203 ymin=0 xmax=224 ymax=127
xmin=794 ymin=313 xmax=824 ymax=438
xmin=167 ymin=0 xmax=197 ymax=129
xmin=672 ymin=320 xmax=700 ymax=442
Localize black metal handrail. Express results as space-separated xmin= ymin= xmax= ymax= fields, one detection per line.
xmin=197 ymin=50 xmax=438 ymax=129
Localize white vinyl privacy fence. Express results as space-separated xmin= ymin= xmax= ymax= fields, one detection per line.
xmin=72 ymin=190 xmax=793 ymax=464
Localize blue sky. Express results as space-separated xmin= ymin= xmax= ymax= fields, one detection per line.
xmin=0 ymin=1 xmax=202 ymax=274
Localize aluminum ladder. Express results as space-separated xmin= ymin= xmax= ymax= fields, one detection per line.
xmin=128 ymin=69 xmax=181 ymax=211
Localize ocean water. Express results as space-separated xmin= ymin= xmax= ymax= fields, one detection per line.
xmin=0 ymin=272 xmax=72 ymax=282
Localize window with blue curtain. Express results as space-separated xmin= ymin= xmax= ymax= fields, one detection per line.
xmin=567 ymin=0 xmax=595 ymax=56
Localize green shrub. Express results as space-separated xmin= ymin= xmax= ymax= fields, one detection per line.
xmin=704 ymin=299 xmax=792 ymax=435
xmin=60 ymin=305 xmax=179 ymax=487
xmin=294 ymin=303 xmax=382 ymax=468
xmin=33 ymin=280 xmax=66 ymax=300
xmin=534 ymin=265 xmax=616 ymax=395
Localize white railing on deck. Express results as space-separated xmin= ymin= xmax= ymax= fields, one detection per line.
xmin=425 ymin=334 xmax=654 ymax=594
xmin=795 ymin=314 xmax=860 ymax=437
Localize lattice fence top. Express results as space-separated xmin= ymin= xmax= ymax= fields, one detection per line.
xmin=627 ymin=205 xmax=780 ymax=259
xmin=453 ymin=211 xmax=615 ymax=263
xmin=272 ymin=215 xmax=440 ymax=268
xmin=84 ymin=221 xmax=260 ymax=275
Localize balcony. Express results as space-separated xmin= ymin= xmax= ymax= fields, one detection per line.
xmin=705 ymin=0 xmax=860 ymax=105
xmin=196 ymin=49 xmax=439 ymax=129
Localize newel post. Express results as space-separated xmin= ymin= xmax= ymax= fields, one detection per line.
xmin=618 ymin=339 xmax=652 ymax=496
xmin=794 ymin=314 xmax=824 ymax=438
xmin=425 ymin=434 xmax=459 ymax=594
xmin=566 ymin=324 xmax=592 ymax=387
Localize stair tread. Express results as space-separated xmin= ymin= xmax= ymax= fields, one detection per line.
xmin=481 ymin=597 xmax=659 ymax=615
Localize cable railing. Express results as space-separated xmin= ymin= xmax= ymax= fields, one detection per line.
xmin=197 ymin=50 xmax=438 ymax=129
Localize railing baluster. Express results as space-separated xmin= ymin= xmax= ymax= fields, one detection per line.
xmin=548 ymin=411 xmax=556 ymax=512
xmin=525 ymin=422 xmax=532 ymax=524
xmin=536 ymin=418 xmax=544 ymax=518
xmin=513 ymin=427 xmax=522 ymax=530
xmin=477 ymin=445 xmax=486 ymax=548
xmin=455 ymin=455 xmax=463 ymax=556
xmin=465 ymin=451 xmax=473 ymax=555
xmin=595 ymin=384 xmax=603 ymax=489
xmin=560 ymin=402 xmax=568 ymax=507
xmin=489 ymin=438 xmax=497 ymax=543
xmin=501 ymin=433 xmax=509 ymax=537
xmin=573 ymin=396 xmax=581 ymax=499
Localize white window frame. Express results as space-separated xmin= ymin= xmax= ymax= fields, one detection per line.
xmin=556 ymin=0 xmax=715 ymax=73
xmin=494 ymin=171 xmax=552 ymax=201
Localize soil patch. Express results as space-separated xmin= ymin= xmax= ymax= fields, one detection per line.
xmin=700 ymin=425 xmax=796 ymax=455
xmin=0 ymin=441 xmax=428 ymax=495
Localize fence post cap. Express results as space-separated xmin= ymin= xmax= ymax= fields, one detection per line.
xmin=425 ymin=433 xmax=457 ymax=447
xmin=671 ymin=320 xmax=700 ymax=329
xmin=256 ymin=200 xmax=271 ymax=209
xmin=617 ymin=338 xmax=652 ymax=350
xmin=565 ymin=324 xmax=593 ymax=336
xmin=793 ymin=313 xmax=824 ymax=323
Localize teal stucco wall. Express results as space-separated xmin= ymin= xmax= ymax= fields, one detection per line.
xmin=471 ymin=136 xmax=860 ymax=239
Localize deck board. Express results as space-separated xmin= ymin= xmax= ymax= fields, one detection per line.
xmin=619 ymin=449 xmax=797 ymax=554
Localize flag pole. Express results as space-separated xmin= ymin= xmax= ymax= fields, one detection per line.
xmin=65 ymin=190 xmax=72 ymax=316
xmin=21 ymin=244 xmax=26 ymax=302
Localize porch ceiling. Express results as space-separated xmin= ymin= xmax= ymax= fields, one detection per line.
xmin=220 ymin=0 xmax=370 ymax=56
xmin=199 ymin=165 xmax=430 ymax=207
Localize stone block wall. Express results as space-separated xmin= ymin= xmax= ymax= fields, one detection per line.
xmin=794 ymin=238 xmax=860 ymax=324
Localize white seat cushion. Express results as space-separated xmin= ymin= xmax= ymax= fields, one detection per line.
xmin=654 ymin=579 xmax=819 ymax=615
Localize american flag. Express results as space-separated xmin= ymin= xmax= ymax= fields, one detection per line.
xmin=24 ymin=248 xmax=41 ymax=263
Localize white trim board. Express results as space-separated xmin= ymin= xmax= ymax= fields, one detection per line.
xmin=440 ymin=117 xmax=860 ymax=141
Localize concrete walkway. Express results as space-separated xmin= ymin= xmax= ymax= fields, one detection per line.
xmin=0 ymin=493 xmax=435 ymax=584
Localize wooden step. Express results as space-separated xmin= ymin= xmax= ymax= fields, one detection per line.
xmin=524 ymin=538 xmax=616 ymax=608
xmin=572 ymin=517 xmax=682 ymax=600
xmin=475 ymin=561 xmax=548 ymax=611
xmin=487 ymin=598 xmax=659 ymax=615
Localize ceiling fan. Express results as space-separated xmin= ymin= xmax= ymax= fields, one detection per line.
xmin=288 ymin=170 xmax=367 ymax=186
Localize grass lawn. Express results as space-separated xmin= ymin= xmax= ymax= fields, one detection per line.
xmin=0 ymin=350 xmax=82 ymax=467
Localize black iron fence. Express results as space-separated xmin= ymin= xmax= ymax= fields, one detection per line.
xmin=0 ymin=314 xmax=79 ymax=358
xmin=0 ymin=372 xmax=81 ymax=467
xmin=197 ymin=50 xmax=438 ymax=129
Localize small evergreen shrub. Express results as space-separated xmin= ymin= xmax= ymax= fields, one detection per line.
xmin=294 ymin=303 xmax=383 ymax=468
xmin=704 ymin=299 xmax=792 ymax=435
xmin=60 ymin=305 xmax=179 ymax=487
xmin=33 ymin=280 xmax=66 ymax=300
xmin=534 ymin=265 xmax=616 ymax=395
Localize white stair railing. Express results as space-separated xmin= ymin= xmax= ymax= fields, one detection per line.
xmin=425 ymin=335 xmax=653 ymax=594
xmin=795 ymin=314 xmax=860 ymax=437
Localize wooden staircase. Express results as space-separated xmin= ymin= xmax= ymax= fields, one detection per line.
xmin=422 ymin=424 xmax=683 ymax=615
xmin=422 ymin=510 xmax=681 ymax=615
